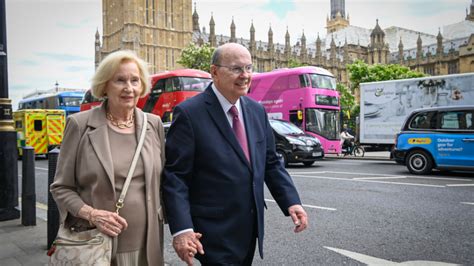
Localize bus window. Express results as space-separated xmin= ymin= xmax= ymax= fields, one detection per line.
xmin=305 ymin=108 xmax=339 ymax=140
xmin=181 ymin=77 xmax=211 ymax=91
xmin=165 ymin=78 xmax=180 ymax=92
xmin=288 ymin=75 xmax=300 ymax=89
xmin=270 ymin=76 xmax=289 ymax=91
xmin=308 ymin=74 xmax=336 ymax=90
xmin=299 ymin=74 xmax=310 ymax=88
xmin=143 ymin=79 xmax=165 ymax=112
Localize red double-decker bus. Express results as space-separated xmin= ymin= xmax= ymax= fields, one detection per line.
xmin=137 ymin=69 xmax=211 ymax=122
xmin=80 ymin=69 xmax=212 ymax=122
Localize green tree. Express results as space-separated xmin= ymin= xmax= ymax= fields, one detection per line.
xmin=177 ymin=43 xmax=215 ymax=72
xmin=336 ymin=83 xmax=356 ymax=129
xmin=287 ymin=58 xmax=307 ymax=68
xmin=347 ymin=60 xmax=425 ymax=92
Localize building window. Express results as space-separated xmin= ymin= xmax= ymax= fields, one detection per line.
xmin=166 ymin=49 xmax=169 ymax=69
xmin=424 ymin=65 xmax=435 ymax=76
xmin=448 ymin=61 xmax=458 ymax=74
xmin=145 ymin=0 xmax=149 ymax=24
xmin=172 ymin=50 xmax=175 ymax=68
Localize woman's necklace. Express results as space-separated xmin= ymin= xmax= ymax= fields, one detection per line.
xmin=106 ymin=112 xmax=135 ymax=129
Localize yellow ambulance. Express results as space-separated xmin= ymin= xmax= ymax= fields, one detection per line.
xmin=13 ymin=109 xmax=66 ymax=157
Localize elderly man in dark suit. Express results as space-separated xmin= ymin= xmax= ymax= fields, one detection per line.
xmin=163 ymin=43 xmax=308 ymax=265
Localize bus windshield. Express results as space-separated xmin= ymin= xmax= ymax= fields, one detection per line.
xmin=305 ymin=108 xmax=340 ymax=140
xmin=307 ymin=74 xmax=336 ymax=90
xmin=60 ymin=97 xmax=82 ymax=107
xmin=181 ymin=77 xmax=211 ymax=91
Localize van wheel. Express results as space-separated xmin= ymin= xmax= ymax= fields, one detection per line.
xmin=276 ymin=150 xmax=287 ymax=167
xmin=406 ymin=150 xmax=433 ymax=175
xmin=303 ymin=161 xmax=315 ymax=167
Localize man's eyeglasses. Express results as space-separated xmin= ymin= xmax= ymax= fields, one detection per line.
xmin=215 ymin=64 xmax=253 ymax=75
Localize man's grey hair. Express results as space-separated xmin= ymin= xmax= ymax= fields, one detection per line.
xmin=211 ymin=47 xmax=222 ymax=65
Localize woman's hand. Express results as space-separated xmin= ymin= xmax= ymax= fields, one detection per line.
xmin=89 ymin=209 xmax=128 ymax=237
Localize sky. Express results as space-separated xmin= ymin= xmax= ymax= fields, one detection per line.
xmin=5 ymin=0 xmax=471 ymax=110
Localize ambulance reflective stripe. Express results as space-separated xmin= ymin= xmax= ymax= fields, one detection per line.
xmin=47 ymin=117 xmax=63 ymax=145
xmin=26 ymin=115 xmax=47 ymax=154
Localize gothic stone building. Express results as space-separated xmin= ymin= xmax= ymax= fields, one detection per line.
xmin=95 ymin=0 xmax=474 ymax=86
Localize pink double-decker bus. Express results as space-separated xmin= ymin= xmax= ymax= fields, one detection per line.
xmin=248 ymin=66 xmax=341 ymax=154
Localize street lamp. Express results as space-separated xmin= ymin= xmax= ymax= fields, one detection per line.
xmin=0 ymin=0 xmax=20 ymax=221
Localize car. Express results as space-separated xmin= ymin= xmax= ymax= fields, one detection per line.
xmin=269 ymin=119 xmax=324 ymax=167
xmin=392 ymin=105 xmax=474 ymax=174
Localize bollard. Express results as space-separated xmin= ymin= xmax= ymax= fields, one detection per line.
xmin=47 ymin=148 xmax=60 ymax=249
xmin=21 ymin=146 xmax=36 ymax=226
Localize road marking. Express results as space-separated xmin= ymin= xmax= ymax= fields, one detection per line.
xmin=293 ymin=174 xmax=446 ymax=188
xmin=461 ymin=202 xmax=474 ymax=206
xmin=264 ymin=199 xmax=336 ymax=211
xmin=353 ymin=176 xmax=406 ymax=180
xmin=411 ymin=176 xmax=473 ymax=181
xmin=446 ymin=184 xmax=474 ymax=187
xmin=35 ymin=167 xmax=48 ymax=171
xmin=324 ymin=246 xmax=458 ymax=265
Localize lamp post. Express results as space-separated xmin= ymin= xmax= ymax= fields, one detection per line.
xmin=0 ymin=0 xmax=20 ymax=221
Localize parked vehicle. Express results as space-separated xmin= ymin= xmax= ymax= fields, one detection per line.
xmin=360 ymin=73 xmax=474 ymax=150
xmin=13 ymin=109 xmax=66 ymax=157
xmin=79 ymin=89 xmax=102 ymax=111
xmin=137 ymin=69 xmax=212 ymax=122
xmin=392 ymin=106 xmax=474 ymax=174
xmin=269 ymin=119 xmax=324 ymax=167
xmin=248 ymin=66 xmax=341 ymax=154
xmin=19 ymin=90 xmax=85 ymax=116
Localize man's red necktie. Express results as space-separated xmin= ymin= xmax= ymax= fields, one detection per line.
xmin=229 ymin=105 xmax=250 ymax=162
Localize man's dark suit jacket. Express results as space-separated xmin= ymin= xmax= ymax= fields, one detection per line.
xmin=163 ymin=85 xmax=302 ymax=263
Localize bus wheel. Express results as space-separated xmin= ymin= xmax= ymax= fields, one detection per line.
xmin=303 ymin=161 xmax=315 ymax=167
xmin=276 ymin=150 xmax=287 ymax=167
xmin=406 ymin=150 xmax=433 ymax=175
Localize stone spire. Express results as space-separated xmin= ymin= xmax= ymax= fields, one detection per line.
xmin=416 ymin=33 xmax=422 ymax=61
xmin=285 ymin=27 xmax=291 ymax=55
xmin=268 ymin=25 xmax=274 ymax=52
xmin=95 ymin=28 xmax=101 ymax=69
xmin=209 ymin=13 xmax=216 ymax=47
xmin=230 ymin=17 xmax=236 ymax=43
xmin=398 ymin=37 xmax=404 ymax=64
xmin=436 ymin=28 xmax=444 ymax=55
xmin=192 ymin=2 xmax=200 ymax=32
xmin=250 ymin=20 xmax=256 ymax=52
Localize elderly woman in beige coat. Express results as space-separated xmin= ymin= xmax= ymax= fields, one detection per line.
xmin=50 ymin=50 xmax=165 ymax=265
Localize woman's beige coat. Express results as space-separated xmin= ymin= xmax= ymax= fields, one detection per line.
xmin=50 ymin=103 xmax=166 ymax=265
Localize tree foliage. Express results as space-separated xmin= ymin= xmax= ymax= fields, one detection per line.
xmin=287 ymin=58 xmax=307 ymax=68
xmin=347 ymin=60 xmax=425 ymax=92
xmin=177 ymin=43 xmax=215 ymax=72
xmin=337 ymin=83 xmax=357 ymax=129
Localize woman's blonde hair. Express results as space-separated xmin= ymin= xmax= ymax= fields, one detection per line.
xmin=91 ymin=50 xmax=150 ymax=99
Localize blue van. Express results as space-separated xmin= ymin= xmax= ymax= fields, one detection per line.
xmin=392 ymin=106 xmax=474 ymax=174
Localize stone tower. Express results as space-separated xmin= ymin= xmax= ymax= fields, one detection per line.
xmin=367 ymin=19 xmax=389 ymax=64
xmin=326 ymin=0 xmax=350 ymax=33
xmin=97 ymin=0 xmax=193 ymax=73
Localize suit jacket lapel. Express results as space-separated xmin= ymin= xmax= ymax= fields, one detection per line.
xmin=87 ymin=104 xmax=115 ymax=189
xmin=204 ymin=86 xmax=252 ymax=170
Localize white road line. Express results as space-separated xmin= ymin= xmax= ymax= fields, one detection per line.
xmin=353 ymin=176 xmax=406 ymax=180
xmin=293 ymin=174 xmax=445 ymax=188
xmin=411 ymin=176 xmax=473 ymax=181
xmin=35 ymin=167 xmax=48 ymax=171
xmin=264 ymin=199 xmax=336 ymax=211
xmin=461 ymin=202 xmax=474 ymax=205
xmin=446 ymin=184 xmax=474 ymax=187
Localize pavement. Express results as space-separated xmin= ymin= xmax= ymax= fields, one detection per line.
xmin=0 ymin=151 xmax=391 ymax=265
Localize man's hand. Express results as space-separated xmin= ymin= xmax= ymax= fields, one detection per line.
xmin=172 ymin=231 xmax=204 ymax=265
xmin=288 ymin=204 xmax=308 ymax=233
